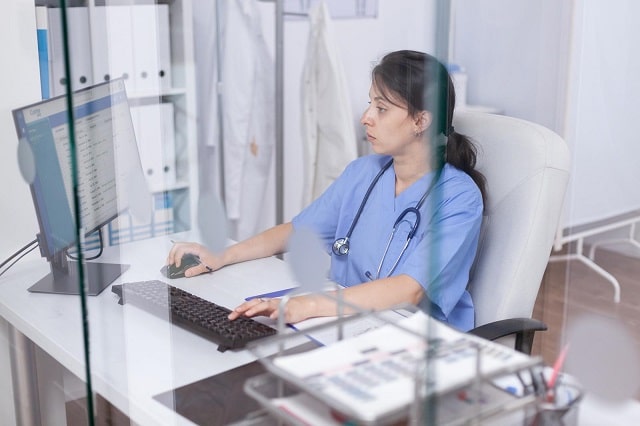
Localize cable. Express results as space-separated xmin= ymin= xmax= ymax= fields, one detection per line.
xmin=0 ymin=228 xmax=105 ymax=278
xmin=0 ymin=243 xmax=39 ymax=278
xmin=0 ymin=238 xmax=38 ymax=270
xmin=66 ymin=228 xmax=104 ymax=261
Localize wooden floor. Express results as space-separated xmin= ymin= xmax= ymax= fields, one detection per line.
xmin=531 ymin=246 xmax=640 ymax=399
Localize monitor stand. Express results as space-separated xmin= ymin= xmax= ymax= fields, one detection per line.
xmin=28 ymin=252 xmax=129 ymax=296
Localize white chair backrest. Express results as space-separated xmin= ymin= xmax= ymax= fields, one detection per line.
xmin=453 ymin=112 xmax=571 ymax=327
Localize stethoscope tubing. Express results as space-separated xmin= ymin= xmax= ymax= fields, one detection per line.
xmin=331 ymin=159 xmax=393 ymax=257
xmin=333 ymin=158 xmax=440 ymax=279
xmin=344 ymin=159 xmax=393 ymax=239
xmin=373 ymin=207 xmax=420 ymax=280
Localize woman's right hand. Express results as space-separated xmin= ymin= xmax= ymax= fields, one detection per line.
xmin=228 ymin=295 xmax=314 ymax=324
xmin=165 ymin=223 xmax=293 ymax=279
xmin=166 ymin=241 xmax=225 ymax=278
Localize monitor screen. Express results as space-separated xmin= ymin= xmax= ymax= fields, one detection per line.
xmin=12 ymin=79 xmax=144 ymax=295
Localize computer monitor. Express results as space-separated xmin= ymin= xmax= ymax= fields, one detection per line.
xmin=12 ymin=79 xmax=146 ymax=295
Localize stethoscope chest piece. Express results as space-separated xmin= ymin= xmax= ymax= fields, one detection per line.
xmin=332 ymin=237 xmax=350 ymax=256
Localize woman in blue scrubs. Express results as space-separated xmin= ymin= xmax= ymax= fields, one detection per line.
xmin=168 ymin=50 xmax=486 ymax=331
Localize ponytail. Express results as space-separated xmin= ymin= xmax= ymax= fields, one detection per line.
xmin=445 ymin=131 xmax=487 ymax=204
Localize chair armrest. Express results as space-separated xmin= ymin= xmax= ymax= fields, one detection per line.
xmin=468 ymin=318 xmax=547 ymax=355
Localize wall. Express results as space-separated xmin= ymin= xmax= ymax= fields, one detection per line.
xmin=562 ymin=0 xmax=640 ymax=229
xmin=453 ymin=0 xmax=571 ymax=135
xmin=453 ymin=0 xmax=640 ymax=233
xmin=0 ymin=0 xmax=41 ymax=262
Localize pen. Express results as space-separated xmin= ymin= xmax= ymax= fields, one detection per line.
xmin=539 ymin=370 xmax=548 ymax=393
xmin=516 ymin=370 xmax=531 ymax=395
xmin=529 ymin=368 xmax=546 ymax=397
xmin=546 ymin=343 xmax=570 ymax=402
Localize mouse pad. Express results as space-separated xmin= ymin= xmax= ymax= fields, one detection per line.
xmin=153 ymin=360 xmax=266 ymax=425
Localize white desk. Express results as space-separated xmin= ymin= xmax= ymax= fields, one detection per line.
xmin=4 ymin=233 xmax=640 ymax=425
xmin=0 ymin=233 xmax=301 ymax=425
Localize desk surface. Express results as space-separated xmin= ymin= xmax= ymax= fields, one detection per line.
xmin=0 ymin=232 xmax=301 ymax=425
xmin=4 ymin=234 xmax=640 ymax=425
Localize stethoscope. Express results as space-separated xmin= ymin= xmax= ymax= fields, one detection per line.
xmin=332 ymin=159 xmax=438 ymax=280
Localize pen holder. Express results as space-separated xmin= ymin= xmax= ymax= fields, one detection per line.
xmin=530 ymin=383 xmax=583 ymax=426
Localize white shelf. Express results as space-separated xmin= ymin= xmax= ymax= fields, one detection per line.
xmin=38 ymin=0 xmax=198 ymax=238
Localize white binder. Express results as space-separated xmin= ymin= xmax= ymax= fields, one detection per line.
xmin=130 ymin=4 xmax=172 ymax=93
xmin=130 ymin=103 xmax=176 ymax=193
xmin=159 ymin=102 xmax=177 ymax=188
xmin=90 ymin=6 xmax=136 ymax=93
xmin=48 ymin=7 xmax=93 ymax=97
xmin=155 ymin=5 xmax=172 ymax=90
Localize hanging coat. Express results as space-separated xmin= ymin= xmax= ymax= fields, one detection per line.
xmin=300 ymin=1 xmax=358 ymax=207
xmin=193 ymin=0 xmax=222 ymax=202
xmin=222 ymin=0 xmax=275 ymax=239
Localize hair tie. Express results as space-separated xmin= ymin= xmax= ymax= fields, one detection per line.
xmin=445 ymin=125 xmax=455 ymax=137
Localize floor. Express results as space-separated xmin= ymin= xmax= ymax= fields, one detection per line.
xmin=66 ymin=394 xmax=128 ymax=426
xmin=531 ymin=246 xmax=640 ymax=400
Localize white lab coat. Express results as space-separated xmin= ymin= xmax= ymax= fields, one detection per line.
xmin=221 ymin=0 xmax=275 ymax=239
xmin=193 ymin=0 xmax=222 ymax=220
xmin=193 ymin=0 xmax=220 ymax=150
xmin=300 ymin=1 xmax=358 ymax=207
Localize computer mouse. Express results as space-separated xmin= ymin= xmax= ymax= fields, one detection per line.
xmin=161 ymin=253 xmax=202 ymax=279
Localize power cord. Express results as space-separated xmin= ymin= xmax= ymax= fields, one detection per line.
xmin=0 ymin=238 xmax=39 ymax=278
xmin=0 ymin=228 xmax=106 ymax=278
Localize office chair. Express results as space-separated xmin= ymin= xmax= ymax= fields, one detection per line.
xmin=453 ymin=111 xmax=571 ymax=354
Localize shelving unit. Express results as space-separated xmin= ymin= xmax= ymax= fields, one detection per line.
xmin=35 ymin=0 xmax=198 ymax=240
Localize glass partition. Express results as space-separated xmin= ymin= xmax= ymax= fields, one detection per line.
xmin=452 ymin=0 xmax=640 ymax=415
xmin=2 ymin=0 xmax=639 ymax=424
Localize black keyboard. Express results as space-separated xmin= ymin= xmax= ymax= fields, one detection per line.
xmin=112 ymin=280 xmax=276 ymax=352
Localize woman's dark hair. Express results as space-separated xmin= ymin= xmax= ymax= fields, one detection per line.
xmin=371 ymin=50 xmax=487 ymax=202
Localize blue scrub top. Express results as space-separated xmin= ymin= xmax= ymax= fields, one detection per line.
xmin=292 ymin=154 xmax=483 ymax=331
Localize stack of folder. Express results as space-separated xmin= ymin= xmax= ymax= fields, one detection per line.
xmin=37 ymin=5 xmax=177 ymax=195
xmin=40 ymin=5 xmax=173 ymax=97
